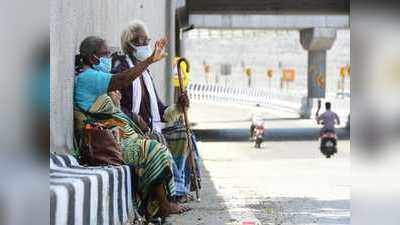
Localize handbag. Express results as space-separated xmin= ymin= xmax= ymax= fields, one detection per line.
xmin=80 ymin=122 xmax=124 ymax=166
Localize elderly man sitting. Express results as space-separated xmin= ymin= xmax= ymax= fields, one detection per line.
xmin=111 ymin=20 xmax=200 ymax=203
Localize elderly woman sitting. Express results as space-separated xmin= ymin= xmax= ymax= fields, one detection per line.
xmin=111 ymin=20 xmax=200 ymax=203
xmin=73 ymin=36 xmax=190 ymax=219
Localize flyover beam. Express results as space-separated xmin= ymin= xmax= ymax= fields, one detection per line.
xmin=188 ymin=14 xmax=349 ymax=30
xmin=186 ymin=0 xmax=350 ymax=15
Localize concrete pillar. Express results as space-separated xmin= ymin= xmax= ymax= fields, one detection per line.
xmin=165 ymin=0 xmax=176 ymax=105
xmin=50 ymin=0 xmax=174 ymax=153
xmin=299 ymin=27 xmax=336 ymax=118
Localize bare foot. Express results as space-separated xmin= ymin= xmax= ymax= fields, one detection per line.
xmin=175 ymin=194 xmax=194 ymax=203
xmin=186 ymin=194 xmax=194 ymax=201
xmin=160 ymin=202 xmax=192 ymax=216
xmin=179 ymin=203 xmax=192 ymax=212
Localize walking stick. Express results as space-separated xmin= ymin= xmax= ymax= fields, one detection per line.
xmin=176 ymin=58 xmax=201 ymax=202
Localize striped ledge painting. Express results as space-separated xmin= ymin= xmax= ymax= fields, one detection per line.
xmin=50 ymin=153 xmax=141 ymax=225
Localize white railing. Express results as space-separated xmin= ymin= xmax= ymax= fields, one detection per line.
xmin=187 ymin=83 xmax=350 ymax=118
xmin=187 ymin=83 xmax=305 ymax=112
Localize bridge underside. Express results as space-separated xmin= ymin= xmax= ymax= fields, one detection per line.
xmin=188 ymin=14 xmax=349 ymax=30
xmin=186 ymin=0 xmax=349 ymax=15
xmin=178 ymin=0 xmax=350 ymax=29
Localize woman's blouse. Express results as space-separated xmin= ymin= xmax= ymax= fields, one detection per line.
xmin=74 ymin=68 xmax=112 ymax=111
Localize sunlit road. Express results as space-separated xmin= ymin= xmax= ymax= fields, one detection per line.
xmin=168 ymin=103 xmax=350 ymax=225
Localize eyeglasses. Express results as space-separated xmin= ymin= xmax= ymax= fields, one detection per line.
xmin=131 ymin=37 xmax=151 ymax=46
xmin=93 ymin=52 xmax=111 ymax=61
xmin=96 ymin=50 xmax=112 ymax=58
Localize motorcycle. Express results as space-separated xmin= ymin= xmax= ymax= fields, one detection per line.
xmin=319 ymin=129 xmax=338 ymax=158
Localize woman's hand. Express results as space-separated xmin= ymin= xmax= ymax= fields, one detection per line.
xmin=177 ymin=91 xmax=190 ymax=112
xmin=109 ymin=91 xmax=122 ymax=107
xmin=137 ymin=115 xmax=149 ymax=132
xmin=147 ymin=38 xmax=168 ymax=63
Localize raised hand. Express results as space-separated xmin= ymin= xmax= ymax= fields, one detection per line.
xmin=147 ymin=38 xmax=168 ymax=63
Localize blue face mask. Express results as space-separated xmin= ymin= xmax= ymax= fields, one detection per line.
xmin=93 ymin=56 xmax=112 ymax=73
xmin=130 ymin=43 xmax=153 ymax=61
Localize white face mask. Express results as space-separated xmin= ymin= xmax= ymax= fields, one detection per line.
xmin=131 ymin=44 xmax=152 ymax=61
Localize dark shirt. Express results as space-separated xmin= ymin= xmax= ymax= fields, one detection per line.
xmin=111 ymin=53 xmax=168 ymax=129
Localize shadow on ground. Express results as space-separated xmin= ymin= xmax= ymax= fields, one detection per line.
xmin=193 ymin=128 xmax=350 ymax=142
xmin=244 ymin=197 xmax=350 ymax=225
xmin=167 ymin=159 xmax=235 ymax=225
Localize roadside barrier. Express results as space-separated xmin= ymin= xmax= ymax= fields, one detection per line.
xmin=50 ymin=153 xmax=137 ymax=225
xmin=187 ymin=83 xmax=304 ymax=112
xmin=187 ymin=83 xmax=349 ymax=116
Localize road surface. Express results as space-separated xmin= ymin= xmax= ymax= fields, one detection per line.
xmin=167 ymin=103 xmax=350 ymax=225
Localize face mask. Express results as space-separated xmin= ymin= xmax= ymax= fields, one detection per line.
xmin=93 ymin=56 xmax=112 ymax=73
xmin=131 ymin=44 xmax=153 ymax=61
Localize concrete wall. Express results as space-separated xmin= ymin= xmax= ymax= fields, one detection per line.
xmin=50 ymin=0 xmax=175 ymax=153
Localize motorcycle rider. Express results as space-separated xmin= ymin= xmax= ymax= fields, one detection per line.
xmin=316 ymin=102 xmax=340 ymax=136
xmin=250 ymin=104 xmax=264 ymax=140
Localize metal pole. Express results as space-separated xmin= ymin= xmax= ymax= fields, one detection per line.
xmin=165 ymin=0 xmax=175 ymax=105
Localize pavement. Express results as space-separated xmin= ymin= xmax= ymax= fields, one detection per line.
xmin=167 ymin=102 xmax=350 ymax=225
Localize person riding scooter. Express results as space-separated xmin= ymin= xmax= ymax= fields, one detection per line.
xmin=316 ymin=101 xmax=340 ymax=158
xmin=253 ymin=119 xmax=264 ymax=148
xmin=250 ymin=104 xmax=265 ymax=148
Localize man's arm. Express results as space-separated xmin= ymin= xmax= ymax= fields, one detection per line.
xmin=335 ymin=113 xmax=341 ymax=125
xmin=316 ymin=113 xmax=323 ymax=124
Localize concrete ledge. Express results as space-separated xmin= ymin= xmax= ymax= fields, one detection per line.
xmin=50 ymin=153 xmax=136 ymax=225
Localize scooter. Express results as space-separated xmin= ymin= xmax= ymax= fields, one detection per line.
xmin=319 ymin=129 xmax=338 ymax=158
xmin=252 ymin=120 xmax=264 ymax=148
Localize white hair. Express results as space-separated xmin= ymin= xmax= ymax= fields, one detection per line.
xmin=121 ymin=20 xmax=149 ymax=54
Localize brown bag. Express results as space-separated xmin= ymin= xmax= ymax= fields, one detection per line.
xmin=81 ymin=124 xmax=124 ymax=166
